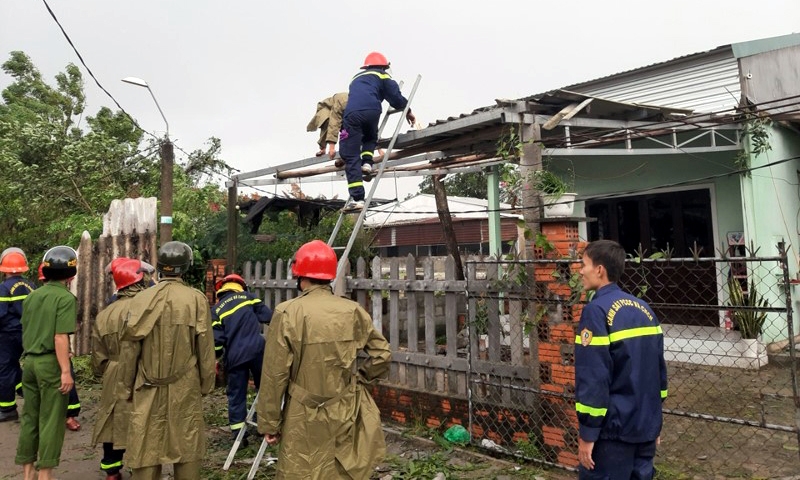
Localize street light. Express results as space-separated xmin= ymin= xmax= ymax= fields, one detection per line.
xmin=122 ymin=76 xmax=173 ymax=246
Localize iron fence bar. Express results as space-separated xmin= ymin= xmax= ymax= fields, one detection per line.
xmin=663 ymin=408 xmax=797 ymax=433
xmin=465 ymin=256 xmax=786 ymax=265
xmin=465 ymin=270 xmax=474 ymax=455
xmin=778 ymin=242 xmax=800 ymax=459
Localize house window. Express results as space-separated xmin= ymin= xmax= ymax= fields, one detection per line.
xmin=586 ymin=188 xmax=713 ymax=257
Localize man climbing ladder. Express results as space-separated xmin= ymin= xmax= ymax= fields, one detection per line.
xmin=340 ymin=51 xmax=415 ymax=211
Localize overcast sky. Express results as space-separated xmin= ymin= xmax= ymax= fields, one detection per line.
xmin=1 ymin=0 xmax=798 ymax=199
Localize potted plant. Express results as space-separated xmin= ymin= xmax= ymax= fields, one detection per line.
xmin=532 ymin=167 xmax=576 ymax=218
xmin=726 ymin=276 xmax=769 ymax=367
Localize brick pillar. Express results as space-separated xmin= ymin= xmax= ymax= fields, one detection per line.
xmin=533 ymin=218 xmax=587 ymax=468
xmin=206 ymin=259 xmax=226 ymax=305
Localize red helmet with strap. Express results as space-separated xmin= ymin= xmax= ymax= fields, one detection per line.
xmin=0 ymin=247 xmax=29 ymax=273
xmin=215 ymin=273 xmax=247 ymax=294
xmin=112 ymin=258 xmax=144 ymax=290
xmin=291 ymin=240 xmax=337 ymax=280
xmin=361 ymin=51 xmax=390 ymax=69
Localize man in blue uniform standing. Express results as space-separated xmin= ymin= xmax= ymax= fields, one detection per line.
xmin=575 ymin=240 xmax=668 ymax=479
xmin=211 ymin=273 xmax=272 ymax=447
xmin=0 ymin=247 xmax=35 ymax=422
xmin=339 ymin=51 xmax=415 ymax=210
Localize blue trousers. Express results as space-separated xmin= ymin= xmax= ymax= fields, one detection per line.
xmin=339 ymin=109 xmax=380 ymax=201
xmin=0 ymin=332 xmax=23 ymax=412
xmin=66 ymin=360 xmax=80 ymax=417
xmin=579 ymin=439 xmax=656 ymax=480
xmin=226 ymin=355 xmax=262 ymax=433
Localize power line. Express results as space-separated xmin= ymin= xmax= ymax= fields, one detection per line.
xmin=39 ymin=0 xmax=160 ymax=142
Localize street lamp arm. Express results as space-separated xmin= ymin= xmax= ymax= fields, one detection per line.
xmin=146 ymin=86 xmax=169 ymax=139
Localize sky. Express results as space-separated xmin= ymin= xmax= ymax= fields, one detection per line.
xmin=1 ymin=0 xmax=799 ymax=200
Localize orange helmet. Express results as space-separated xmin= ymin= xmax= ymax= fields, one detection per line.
xmin=112 ymin=258 xmax=144 ymax=290
xmin=0 ymin=247 xmax=29 ymax=273
xmin=38 ymin=263 xmax=45 ymax=281
xmin=292 ymin=240 xmax=337 ymax=280
xmin=361 ymin=51 xmax=390 ymax=69
xmin=215 ymin=273 xmax=247 ymax=294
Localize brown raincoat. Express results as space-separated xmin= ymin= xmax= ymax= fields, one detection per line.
xmin=307 ymin=92 xmax=348 ymax=150
xmin=90 ymin=287 xmax=143 ymax=447
xmin=117 ymin=278 xmax=216 ymax=469
xmin=258 ymin=284 xmax=391 ymax=480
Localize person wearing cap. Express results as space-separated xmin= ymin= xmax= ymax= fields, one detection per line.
xmin=211 ymin=273 xmax=272 ymax=447
xmin=0 ymin=248 xmax=36 ymax=422
xmin=15 ymin=246 xmax=78 ymax=480
xmin=35 ymin=263 xmax=83 ymax=434
xmin=117 ymin=241 xmax=215 ymax=480
xmin=308 ymin=92 xmax=348 ymax=159
xmin=92 ymin=258 xmax=153 ymax=480
xmin=339 ymin=51 xmax=416 ymax=211
xmin=257 ymin=240 xmax=391 ymax=479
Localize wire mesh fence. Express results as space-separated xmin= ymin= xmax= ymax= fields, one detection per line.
xmin=465 ymin=246 xmax=800 ymax=477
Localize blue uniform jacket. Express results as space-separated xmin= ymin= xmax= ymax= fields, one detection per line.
xmin=212 ymin=291 xmax=272 ymax=369
xmin=0 ymin=276 xmax=36 ymax=333
xmin=344 ymin=67 xmax=408 ymax=114
xmin=574 ymin=283 xmax=668 ymax=443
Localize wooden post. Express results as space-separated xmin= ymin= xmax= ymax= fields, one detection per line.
xmin=432 ymin=174 xmax=465 ymax=280
xmin=226 ymin=182 xmax=238 ymax=274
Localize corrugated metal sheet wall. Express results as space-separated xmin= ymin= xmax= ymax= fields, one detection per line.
xmin=572 ymin=50 xmax=741 ymax=113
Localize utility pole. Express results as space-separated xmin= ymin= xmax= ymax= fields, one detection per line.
xmin=122 ymin=76 xmax=173 ymax=246
xmin=160 ymin=139 xmax=174 ymax=245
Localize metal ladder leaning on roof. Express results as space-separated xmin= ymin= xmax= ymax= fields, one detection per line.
xmin=327 ymin=74 xmax=422 ymax=286
xmin=223 ymin=74 xmax=421 ymax=479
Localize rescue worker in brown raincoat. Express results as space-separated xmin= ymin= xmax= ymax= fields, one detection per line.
xmin=118 ymin=242 xmax=216 ymax=480
xmin=258 ymin=240 xmax=392 ymax=480
xmin=307 ymin=92 xmax=348 ymax=159
xmin=92 ymin=258 xmax=154 ymax=480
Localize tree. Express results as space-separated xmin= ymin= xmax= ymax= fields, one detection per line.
xmin=416 ymin=164 xmax=520 ymax=205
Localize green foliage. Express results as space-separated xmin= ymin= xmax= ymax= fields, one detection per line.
xmin=727 ymin=277 xmax=768 ymax=339
xmin=735 ymin=113 xmax=773 ymax=174
xmin=387 ymin=451 xmax=482 ymax=479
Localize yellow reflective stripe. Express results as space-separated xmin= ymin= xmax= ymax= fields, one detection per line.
xmin=576 ymin=402 xmax=607 ymax=417
xmin=352 ymin=70 xmax=390 ymax=81
xmin=211 ymin=320 xmax=222 ymax=327
xmin=230 ymin=422 xmax=246 ymax=430
xmin=661 ymin=389 xmax=668 ymax=399
xmin=215 ymin=345 xmax=223 ymax=351
xmin=0 ymin=295 xmax=27 ymax=302
xmin=67 ymin=403 xmax=80 ymax=410
xmin=574 ymin=335 xmax=610 ymax=346
xmin=101 ymin=460 xmax=122 ymax=469
xmin=348 ymin=181 xmax=363 ymax=188
xmin=0 ymin=400 xmax=16 ymax=407
xmin=15 ymin=382 xmax=22 ymax=391
xmin=218 ymin=299 xmax=261 ymax=321
xmin=360 ymin=151 xmax=373 ymax=157
xmin=608 ymin=325 xmax=663 ymax=343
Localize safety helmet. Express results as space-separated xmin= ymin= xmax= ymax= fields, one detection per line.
xmin=112 ymin=258 xmax=145 ymax=290
xmin=291 ymin=240 xmax=337 ymax=280
xmin=105 ymin=257 xmax=131 ymax=274
xmin=0 ymin=247 xmax=29 ymax=273
xmin=41 ymin=246 xmax=78 ymax=281
xmin=157 ymin=241 xmax=193 ymax=276
xmin=215 ymin=273 xmax=247 ymax=294
xmin=361 ymin=51 xmax=390 ymax=69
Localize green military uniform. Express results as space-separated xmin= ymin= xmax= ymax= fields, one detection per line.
xmin=307 ymin=92 xmax=348 ymax=151
xmin=14 ymin=282 xmax=77 ymax=469
xmin=117 ymin=278 xmax=216 ymax=480
xmin=92 ymin=286 xmax=143 ymax=470
xmin=258 ymin=284 xmax=391 ymax=480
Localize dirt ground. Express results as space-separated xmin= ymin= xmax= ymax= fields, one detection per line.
xmin=0 ymin=377 xmax=572 ymax=480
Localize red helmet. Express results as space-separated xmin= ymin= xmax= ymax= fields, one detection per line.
xmin=105 ymin=257 xmax=131 ymax=274
xmin=215 ymin=273 xmax=247 ymax=293
xmin=112 ymin=258 xmax=144 ymax=290
xmin=0 ymin=247 xmax=29 ymax=273
xmin=292 ymin=240 xmax=337 ymax=280
xmin=361 ymin=51 xmax=390 ymax=69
